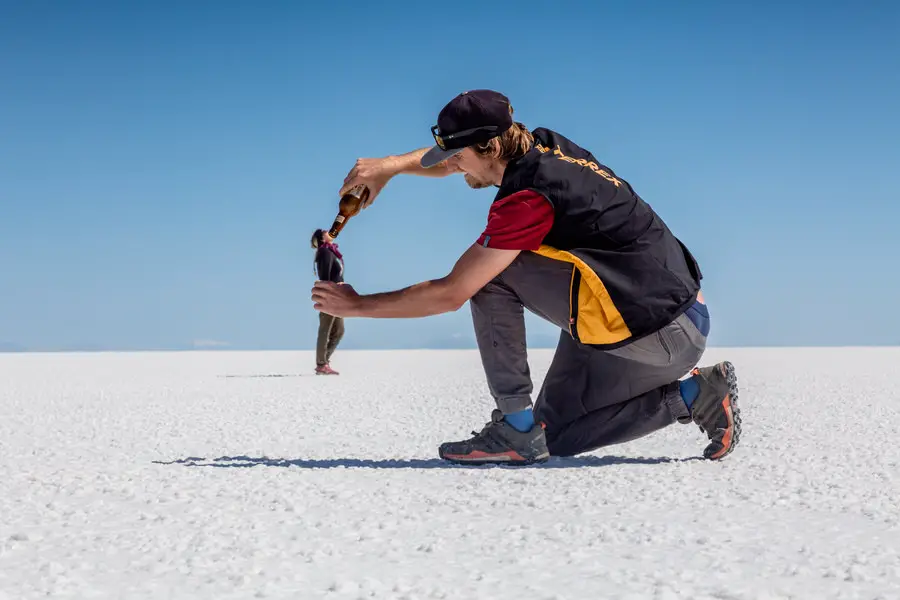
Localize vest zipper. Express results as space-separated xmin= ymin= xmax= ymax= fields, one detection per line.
xmin=569 ymin=267 xmax=581 ymax=343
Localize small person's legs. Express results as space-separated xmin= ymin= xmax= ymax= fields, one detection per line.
xmin=315 ymin=313 xmax=341 ymax=375
xmin=325 ymin=316 xmax=345 ymax=364
xmin=316 ymin=313 xmax=333 ymax=367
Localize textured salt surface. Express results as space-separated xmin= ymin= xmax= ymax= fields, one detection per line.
xmin=1 ymin=348 xmax=898 ymax=599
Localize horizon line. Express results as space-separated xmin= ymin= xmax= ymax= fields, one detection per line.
xmin=2 ymin=343 xmax=899 ymax=355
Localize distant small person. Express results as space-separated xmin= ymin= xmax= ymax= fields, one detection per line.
xmin=311 ymin=228 xmax=345 ymax=375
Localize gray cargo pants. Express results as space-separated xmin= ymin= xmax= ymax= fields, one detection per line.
xmin=469 ymin=251 xmax=707 ymax=457
xmin=316 ymin=313 xmax=344 ymax=366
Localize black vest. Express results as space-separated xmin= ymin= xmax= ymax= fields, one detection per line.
xmin=496 ymin=127 xmax=703 ymax=348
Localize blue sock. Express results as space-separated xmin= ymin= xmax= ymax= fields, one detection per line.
xmin=504 ymin=408 xmax=535 ymax=432
xmin=679 ymin=376 xmax=700 ymax=411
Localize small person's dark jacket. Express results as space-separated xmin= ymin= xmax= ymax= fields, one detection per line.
xmin=315 ymin=247 xmax=344 ymax=283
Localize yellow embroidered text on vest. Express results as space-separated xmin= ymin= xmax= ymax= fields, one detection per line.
xmin=535 ymin=143 xmax=621 ymax=187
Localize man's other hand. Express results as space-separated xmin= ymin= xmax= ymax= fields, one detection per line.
xmin=312 ymin=281 xmax=361 ymax=317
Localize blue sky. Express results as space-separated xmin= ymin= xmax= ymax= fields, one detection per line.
xmin=1 ymin=0 xmax=897 ymax=351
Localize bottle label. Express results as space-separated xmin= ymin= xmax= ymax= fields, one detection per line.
xmin=334 ymin=215 xmax=345 ymax=223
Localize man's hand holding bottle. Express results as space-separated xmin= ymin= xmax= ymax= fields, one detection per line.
xmin=338 ymin=148 xmax=460 ymax=210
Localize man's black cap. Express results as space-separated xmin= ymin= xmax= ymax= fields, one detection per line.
xmin=421 ymin=89 xmax=514 ymax=168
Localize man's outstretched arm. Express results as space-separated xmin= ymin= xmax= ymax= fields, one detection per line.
xmin=392 ymin=148 xmax=459 ymax=178
xmin=311 ymin=244 xmax=521 ymax=319
xmin=339 ymin=148 xmax=458 ymax=200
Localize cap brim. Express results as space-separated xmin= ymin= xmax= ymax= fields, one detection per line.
xmin=420 ymin=144 xmax=463 ymax=168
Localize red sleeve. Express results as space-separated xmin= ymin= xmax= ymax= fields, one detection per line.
xmin=475 ymin=190 xmax=554 ymax=251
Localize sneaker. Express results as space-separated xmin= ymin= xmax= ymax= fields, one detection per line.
xmin=689 ymin=361 xmax=742 ymax=460
xmin=438 ymin=409 xmax=550 ymax=465
xmin=315 ymin=364 xmax=339 ymax=375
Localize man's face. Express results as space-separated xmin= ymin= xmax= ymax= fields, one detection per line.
xmin=447 ymin=148 xmax=497 ymax=189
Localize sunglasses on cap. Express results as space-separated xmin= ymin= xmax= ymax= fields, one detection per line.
xmin=430 ymin=123 xmax=504 ymax=151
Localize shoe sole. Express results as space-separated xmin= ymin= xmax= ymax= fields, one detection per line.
xmin=705 ymin=360 xmax=741 ymax=460
xmin=439 ymin=449 xmax=550 ymax=466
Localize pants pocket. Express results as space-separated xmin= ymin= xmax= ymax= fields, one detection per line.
xmin=655 ymin=328 xmax=674 ymax=363
xmin=607 ymin=327 xmax=673 ymax=367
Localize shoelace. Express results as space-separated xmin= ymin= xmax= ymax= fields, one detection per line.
xmin=468 ymin=412 xmax=506 ymax=441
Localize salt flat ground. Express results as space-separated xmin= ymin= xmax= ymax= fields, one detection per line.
xmin=1 ymin=347 xmax=898 ymax=600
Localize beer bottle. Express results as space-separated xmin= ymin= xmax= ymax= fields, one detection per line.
xmin=327 ymin=185 xmax=369 ymax=239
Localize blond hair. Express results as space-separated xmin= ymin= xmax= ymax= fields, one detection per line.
xmin=472 ymin=121 xmax=533 ymax=162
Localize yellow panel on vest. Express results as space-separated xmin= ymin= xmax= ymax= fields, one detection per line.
xmin=533 ymin=245 xmax=632 ymax=345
